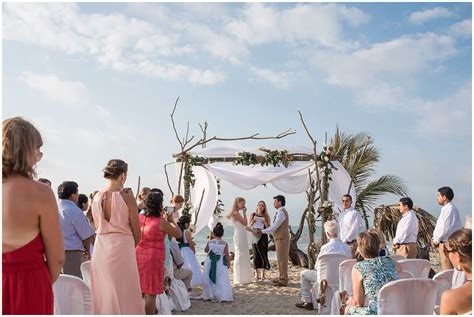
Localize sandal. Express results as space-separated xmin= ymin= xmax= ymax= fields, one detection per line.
xmin=317 ymin=279 xmax=328 ymax=307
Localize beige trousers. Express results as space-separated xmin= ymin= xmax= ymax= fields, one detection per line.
xmin=394 ymin=243 xmax=418 ymax=259
xmin=438 ymin=243 xmax=454 ymax=271
xmin=275 ymin=238 xmax=290 ymax=285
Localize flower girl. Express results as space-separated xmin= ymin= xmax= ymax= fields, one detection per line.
xmin=202 ymin=222 xmax=233 ymax=302
xmin=177 ymin=215 xmax=202 ymax=287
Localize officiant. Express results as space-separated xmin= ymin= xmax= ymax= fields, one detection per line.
xmin=249 ymin=201 xmax=271 ymax=281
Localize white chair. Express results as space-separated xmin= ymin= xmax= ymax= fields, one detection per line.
xmin=312 ymin=253 xmax=350 ymax=314
xmin=53 ymin=274 xmax=92 ymax=314
xmin=169 ymin=278 xmax=191 ymax=311
xmin=398 ymin=259 xmax=431 ymax=278
xmin=80 ymin=261 xmax=91 ymax=288
xmin=330 ymin=259 xmax=356 ymax=314
xmin=156 ymin=293 xmax=173 ymax=315
xmin=398 ymin=270 xmax=414 ymax=279
xmin=389 ymin=254 xmax=405 ymax=262
xmin=433 ymin=269 xmax=454 ymax=306
xmin=377 ymin=278 xmax=437 ymax=314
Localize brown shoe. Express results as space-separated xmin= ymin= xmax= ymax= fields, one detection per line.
xmin=295 ymin=302 xmax=314 ymax=310
xmin=274 ymin=282 xmax=287 ymax=287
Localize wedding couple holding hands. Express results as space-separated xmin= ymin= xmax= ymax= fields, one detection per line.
xmin=226 ymin=195 xmax=290 ymax=287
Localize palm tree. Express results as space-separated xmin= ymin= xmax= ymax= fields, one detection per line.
xmin=331 ymin=127 xmax=408 ymax=229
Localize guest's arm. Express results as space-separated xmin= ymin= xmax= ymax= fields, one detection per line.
xmin=121 ymin=191 xmax=141 ymax=246
xmin=262 ymin=211 xmax=286 ymax=234
xmin=349 ymin=267 xmax=364 ymax=307
xmin=204 ymin=241 xmax=210 ymax=253
xmin=160 ymin=217 xmax=182 ymax=240
xmin=432 ymin=208 xmax=450 ymax=245
xmin=72 ymin=212 xmax=95 ymax=258
xmin=186 ymin=230 xmax=196 ymax=253
xmin=393 ymin=219 xmax=407 ymax=245
xmin=39 ymin=187 xmax=65 ymax=283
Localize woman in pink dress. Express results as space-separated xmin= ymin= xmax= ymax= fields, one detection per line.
xmin=136 ymin=192 xmax=182 ymax=314
xmin=91 ymin=159 xmax=144 ymax=314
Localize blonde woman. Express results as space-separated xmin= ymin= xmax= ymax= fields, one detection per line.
xmin=368 ymin=227 xmax=390 ymax=256
xmin=226 ymin=197 xmax=253 ymax=285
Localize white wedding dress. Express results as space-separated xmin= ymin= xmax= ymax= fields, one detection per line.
xmin=232 ymin=219 xmax=253 ymax=285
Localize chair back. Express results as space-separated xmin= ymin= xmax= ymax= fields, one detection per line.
xmin=80 ymin=261 xmax=92 ymax=288
xmin=398 ymin=270 xmax=414 ymax=279
xmin=433 ymin=269 xmax=454 ymax=306
xmin=53 ymin=274 xmax=92 ymax=315
xmin=339 ymin=259 xmax=357 ymax=294
xmin=378 ymin=278 xmax=437 ymax=315
xmin=398 ymin=259 xmax=431 ymax=278
xmin=389 ymin=254 xmax=405 ymax=262
xmin=318 ymin=254 xmax=351 ymax=288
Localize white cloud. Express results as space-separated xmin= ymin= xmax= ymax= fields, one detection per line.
xmin=449 ymin=19 xmax=472 ymax=38
xmin=409 ymin=7 xmax=452 ymax=24
xmin=20 ymin=71 xmax=90 ymax=107
xmin=4 ymin=3 xmax=224 ymax=85
xmin=249 ymin=66 xmax=290 ymax=89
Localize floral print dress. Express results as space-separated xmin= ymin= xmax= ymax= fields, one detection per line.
xmin=348 ymin=256 xmax=399 ymax=315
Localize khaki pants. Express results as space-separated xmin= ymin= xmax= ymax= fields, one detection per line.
xmin=174 ymin=267 xmax=193 ymax=290
xmin=347 ymin=241 xmax=358 ymax=258
xmin=63 ymin=251 xmax=84 ymax=278
xmin=438 ymin=243 xmax=454 ymax=271
xmin=275 ymin=238 xmax=290 ymax=285
xmin=394 ymin=243 xmax=418 ymax=259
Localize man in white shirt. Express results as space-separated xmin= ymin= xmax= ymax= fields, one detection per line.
xmin=295 ymin=220 xmax=351 ymax=310
xmin=338 ymin=194 xmax=361 ymax=258
xmin=431 ymin=186 xmax=463 ymax=271
xmin=393 ymin=197 xmax=419 ymax=258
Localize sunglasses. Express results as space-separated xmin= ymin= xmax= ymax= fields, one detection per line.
xmin=443 ymin=247 xmax=456 ymax=255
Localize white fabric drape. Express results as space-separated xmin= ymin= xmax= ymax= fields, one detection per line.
xmin=328 ymin=160 xmax=357 ymax=210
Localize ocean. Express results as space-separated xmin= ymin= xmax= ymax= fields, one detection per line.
xmin=192 ymin=225 xmax=322 ymax=263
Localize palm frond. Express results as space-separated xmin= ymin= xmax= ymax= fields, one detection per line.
xmin=356 ymin=175 xmax=408 ymax=211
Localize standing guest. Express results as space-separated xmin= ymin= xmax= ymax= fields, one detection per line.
xmin=76 ymin=194 xmax=89 ymax=211
xmin=170 ymin=194 xmax=185 ymax=221
xmin=123 ymin=187 xmax=134 ymax=196
xmin=249 ymin=200 xmax=271 ymax=281
xmin=38 ymin=178 xmax=51 ymax=187
xmin=90 ymin=159 xmax=144 ymax=314
xmin=259 ymin=195 xmax=291 ymax=287
xmin=338 ymin=194 xmax=361 ymax=258
xmin=136 ymin=192 xmax=182 ymax=315
xmin=202 ymin=222 xmax=233 ymax=302
xmin=440 ymin=229 xmax=472 ymax=315
xmin=344 ymin=232 xmax=402 ymax=315
xmin=137 ymin=187 xmax=151 ymax=212
xmin=169 ymin=237 xmax=194 ymax=296
xmin=58 ymin=181 xmax=94 ymax=278
xmin=367 ymin=227 xmax=389 ymax=256
xmin=295 ymin=220 xmax=351 ymax=310
xmin=392 ymin=197 xmax=419 ymax=259
xmin=2 ymin=117 xmax=64 ymax=314
xmin=432 ymin=187 xmax=463 ymax=271
xmin=177 ymin=215 xmax=203 ymax=287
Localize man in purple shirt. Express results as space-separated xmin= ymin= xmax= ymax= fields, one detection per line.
xmin=58 ymin=181 xmax=95 ymax=278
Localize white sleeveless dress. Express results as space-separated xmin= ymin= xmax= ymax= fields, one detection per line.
xmin=180 ymin=229 xmax=203 ymax=286
xmin=202 ymin=240 xmax=233 ymax=302
xmin=232 ymin=219 xmax=253 ymax=285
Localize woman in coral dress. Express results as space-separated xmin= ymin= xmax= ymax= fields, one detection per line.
xmin=91 ymin=159 xmax=144 ymax=314
xmin=136 ymin=192 xmax=182 ymax=314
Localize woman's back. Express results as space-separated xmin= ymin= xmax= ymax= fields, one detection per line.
xmin=137 ymin=215 xmax=165 ymax=246
xmin=356 ymin=257 xmax=399 ymax=301
xmin=92 ymin=191 xmax=132 ymax=235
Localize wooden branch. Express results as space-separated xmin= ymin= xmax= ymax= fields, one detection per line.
xmin=171 ymin=97 xmax=184 ymax=150
xmin=193 ymin=188 xmax=206 ymax=226
xmin=298 ymin=111 xmax=316 ymax=147
xmin=199 ymin=121 xmax=208 ymax=149
xmin=135 ymin=176 xmax=141 ymax=201
xmin=163 ymin=163 xmax=175 ymax=197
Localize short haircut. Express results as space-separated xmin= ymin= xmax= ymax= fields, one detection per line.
xmin=357 ymin=231 xmax=380 ymax=258
xmin=143 ymin=192 xmax=163 ymax=217
xmin=213 ymin=222 xmax=224 ymax=238
xmin=150 ymin=188 xmax=164 ymax=196
xmin=76 ymin=194 xmax=88 ymax=209
xmin=438 ymin=186 xmax=454 ymax=201
xmin=273 ymin=195 xmax=286 ymax=207
xmin=38 ymin=178 xmax=51 ymax=186
xmin=172 ymin=194 xmax=185 ymax=204
xmin=399 ymin=197 xmax=414 ymax=210
xmin=342 ymin=194 xmax=352 ymax=202
xmin=58 ymin=181 xmax=79 ymax=199
xmin=324 ymin=220 xmax=339 ymax=237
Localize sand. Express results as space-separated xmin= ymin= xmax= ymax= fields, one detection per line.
xmin=176 ymin=253 xmax=442 ymax=315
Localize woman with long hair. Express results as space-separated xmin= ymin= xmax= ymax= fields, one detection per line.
xmin=249 ymin=201 xmax=271 ymax=281
xmin=2 ymin=117 xmax=64 ymax=314
xmin=227 ymin=197 xmax=253 ymax=285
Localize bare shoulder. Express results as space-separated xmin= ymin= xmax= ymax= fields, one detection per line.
xmin=120 ymin=191 xmax=137 ymax=206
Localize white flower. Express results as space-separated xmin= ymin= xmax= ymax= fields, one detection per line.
xmin=323 ymin=201 xmax=329 ymax=208
xmin=324 ymin=156 xmax=330 ymax=162
xmin=322 ymin=143 xmax=327 ymax=148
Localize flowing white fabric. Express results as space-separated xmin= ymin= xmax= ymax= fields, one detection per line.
xmin=232 ymin=219 xmax=253 ymax=285
xmin=53 ymin=274 xmax=92 ymax=315
xmin=377 ymin=278 xmax=438 ymax=314
xmin=398 ymin=259 xmax=431 ymax=278
xmin=188 ymin=166 xmax=218 ymax=236
xmin=328 ymin=161 xmax=357 ymax=211
xmin=169 ymin=278 xmax=191 ymax=311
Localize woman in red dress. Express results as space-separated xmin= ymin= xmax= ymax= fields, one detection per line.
xmin=2 ymin=117 xmax=64 ymax=314
xmin=136 ymin=192 xmax=182 ymax=314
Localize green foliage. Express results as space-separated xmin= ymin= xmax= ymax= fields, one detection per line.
xmin=234 ymin=148 xmax=293 ymax=168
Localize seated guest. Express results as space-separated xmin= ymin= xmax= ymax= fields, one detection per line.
xmin=441 ymin=228 xmax=472 ymax=315
xmin=344 ymin=231 xmax=401 ymax=315
xmin=58 ymin=181 xmax=95 ymax=277
xmin=295 ymin=220 xmax=351 ymax=310
xmin=393 ymin=197 xmax=419 ymax=258
xmin=367 ymin=227 xmax=389 ymax=256
xmin=452 ymin=216 xmax=472 ymax=288
xmin=169 ymin=237 xmax=194 ymax=295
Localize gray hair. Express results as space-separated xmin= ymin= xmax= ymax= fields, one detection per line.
xmin=324 ymin=220 xmax=339 ymax=238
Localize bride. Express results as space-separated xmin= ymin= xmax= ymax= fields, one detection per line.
xmin=226 ymin=197 xmax=253 ymax=285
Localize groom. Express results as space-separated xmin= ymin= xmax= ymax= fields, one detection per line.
xmin=259 ymin=195 xmax=290 ymax=287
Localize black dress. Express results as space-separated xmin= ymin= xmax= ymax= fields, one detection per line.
xmin=251 ymin=213 xmax=270 ymax=270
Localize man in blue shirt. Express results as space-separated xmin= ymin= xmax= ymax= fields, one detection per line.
xmin=58 ymin=181 xmax=95 ymax=278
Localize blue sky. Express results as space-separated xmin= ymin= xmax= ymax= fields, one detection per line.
xmin=3 ymin=2 xmax=472 ymax=225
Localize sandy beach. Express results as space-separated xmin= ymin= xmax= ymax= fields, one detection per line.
xmin=176 ymin=252 xmax=442 ymax=315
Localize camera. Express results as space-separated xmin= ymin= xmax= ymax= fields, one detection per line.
xmin=164 ymin=206 xmax=175 ymax=214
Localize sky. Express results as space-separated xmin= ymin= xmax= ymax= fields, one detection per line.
xmin=2 ymin=2 xmax=472 ymax=226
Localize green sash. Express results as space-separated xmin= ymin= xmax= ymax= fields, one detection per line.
xmin=178 ymin=242 xmax=190 ymax=249
xmin=208 ymin=250 xmax=221 ymax=284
